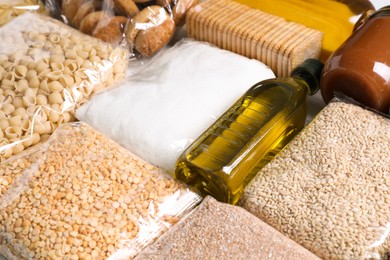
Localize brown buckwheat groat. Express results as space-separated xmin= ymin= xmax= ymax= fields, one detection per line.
xmin=0 ymin=122 xmax=200 ymax=259
xmin=240 ymin=101 xmax=390 ymax=260
xmin=136 ymin=196 xmax=320 ymax=259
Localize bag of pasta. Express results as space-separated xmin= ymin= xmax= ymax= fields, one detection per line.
xmin=0 ymin=12 xmax=129 ymax=162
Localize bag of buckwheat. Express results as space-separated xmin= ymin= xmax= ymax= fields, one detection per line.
xmin=0 ymin=122 xmax=201 ymax=259
xmin=136 ymin=196 xmax=320 ymax=259
xmin=239 ymin=98 xmax=390 ymax=259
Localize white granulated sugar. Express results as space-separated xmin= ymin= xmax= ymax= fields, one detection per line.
xmin=76 ymin=39 xmax=275 ymax=172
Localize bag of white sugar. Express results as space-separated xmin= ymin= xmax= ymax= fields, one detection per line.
xmin=76 ymin=39 xmax=275 ymax=173
xmin=0 ymin=122 xmax=201 ymax=259
xmin=135 ymin=196 xmax=320 ymax=259
xmin=239 ymin=99 xmax=390 ymax=259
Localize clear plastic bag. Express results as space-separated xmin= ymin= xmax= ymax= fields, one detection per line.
xmin=0 ymin=122 xmax=201 ymax=259
xmin=136 ymin=196 xmax=320 ymax=259
xmin=239 ymin=97 xmax=390 ymax=259
xmin=47 ymin=0 xmax=198 ymax=57
xmin=0 ymin=0 xmax=47 ymax=26
xmin=76 ymin=39 xmax=275 ymax=174
xmin=0 ymin=12 xmax=129 ymax=162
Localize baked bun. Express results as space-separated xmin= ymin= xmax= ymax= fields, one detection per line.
xmin=125 ymin=6 xmax=175 ymax=57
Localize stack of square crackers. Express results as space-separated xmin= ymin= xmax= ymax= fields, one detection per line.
xmin=186 ymin=0 xmax=323 ymax=77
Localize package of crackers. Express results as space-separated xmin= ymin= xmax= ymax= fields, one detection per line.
xmin=186 ymin=0 xmax=323 ymax=77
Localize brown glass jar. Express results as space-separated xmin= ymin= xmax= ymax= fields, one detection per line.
xmin=320 ymin=6 xmax=390 ymax=113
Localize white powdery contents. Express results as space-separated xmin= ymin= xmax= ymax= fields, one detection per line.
xmin=77 ymin=40 xmax=275 ymax=172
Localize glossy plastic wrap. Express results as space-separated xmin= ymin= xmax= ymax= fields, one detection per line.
xmin=136 ymin=196 xmax=320 ymax=259
xmin=47 ymin=0 xmax=198 ymax=57
xmin=76 ymin=39 xmax=275 ymax=174
xmin=0 ymin=122 xmax=201 ymax=259
xmin=186 ymin=0 xmax=323 ymax=77
xmin=234 ymin=0 xmax=376 ymax=62
xmin=239 ymin=98 xmax=390 ymax=259
xmin=0 ymin=13 xmax=128 ymax=162
xmin=0 ymin=0 xmax=46 ymax=26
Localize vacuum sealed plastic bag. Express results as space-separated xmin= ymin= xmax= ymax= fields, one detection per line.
xmin=0 ymin=0 xmax=46 ymax=26
xmin=76 ymin=39 xmax=275 ymax=173
xmin=136 ymin=196 xmax=320 ymax=259
xmin=0 ymin=13 xmax=128 ymax=161
xmin=48 ymin=0 xmax=198 ymax=57
xmin=0 ymin=122 xmax=201 ymax=259
xmin=239 ymin=98 xmax=390 ymax=259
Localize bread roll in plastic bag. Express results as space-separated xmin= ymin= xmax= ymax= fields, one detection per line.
xmin=47 ymin=0 xmax=198 ymax=57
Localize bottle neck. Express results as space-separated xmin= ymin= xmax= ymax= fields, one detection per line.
xmin=291 ymin=71 xmax=320 ymax=95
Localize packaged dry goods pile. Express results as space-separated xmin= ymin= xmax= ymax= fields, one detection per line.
xmin=0 ymin=122 xmax=201 ymax=259
xmin=136 ymin=196 xmax=320 ymax=259
xmin=240 ymin=100 xmax=390 ymax=259
xmin=0 ymin=12 xmax=128 ymax=161
xmin=186 ymin=0 xmax=323 ymax=77
xmin=76 ymin=39 xmax=275 ymax=173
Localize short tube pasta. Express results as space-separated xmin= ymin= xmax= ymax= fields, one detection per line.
xmin=5 ymin=126 xmax=23 ymax=139
xmin=48 ymin=92 xmax=63 ymax=104
xmin=47 ymin=80 xmax=64 ymax=92
xmin=14 ymin=65 xmax=28 ymax=79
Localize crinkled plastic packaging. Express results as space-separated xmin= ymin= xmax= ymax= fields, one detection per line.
xmin=0 ymin=0 xmax=46 ymax=26
xmin=136 ymin=196 xmax=321 ymax=259
xmin=76 ymin=39 xmax=275 ymax=174
xmin=0 ymin=13 xmax=129 ymax=162
xmin=48 ymin=0 xmax=198 ymax=57
xmin=0 ymin=122 xmax=201 ymax=259
xmin=239 ymin=98 xmax=390 ymax=259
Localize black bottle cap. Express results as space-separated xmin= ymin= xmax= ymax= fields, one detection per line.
xmin=291 ymin=58 xmax=324 ymax=95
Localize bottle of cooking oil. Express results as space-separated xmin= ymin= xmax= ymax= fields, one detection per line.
xmin=233 ymin=0 xmax=374 ymax=62
xmin=175 ymin=58 xmax=323 ymax=204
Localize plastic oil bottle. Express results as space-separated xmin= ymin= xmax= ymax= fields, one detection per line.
xmin=175 ymin=59 xmax=324 ymax=204
xmin=233 ymin=0 xmax=374 ymax=62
